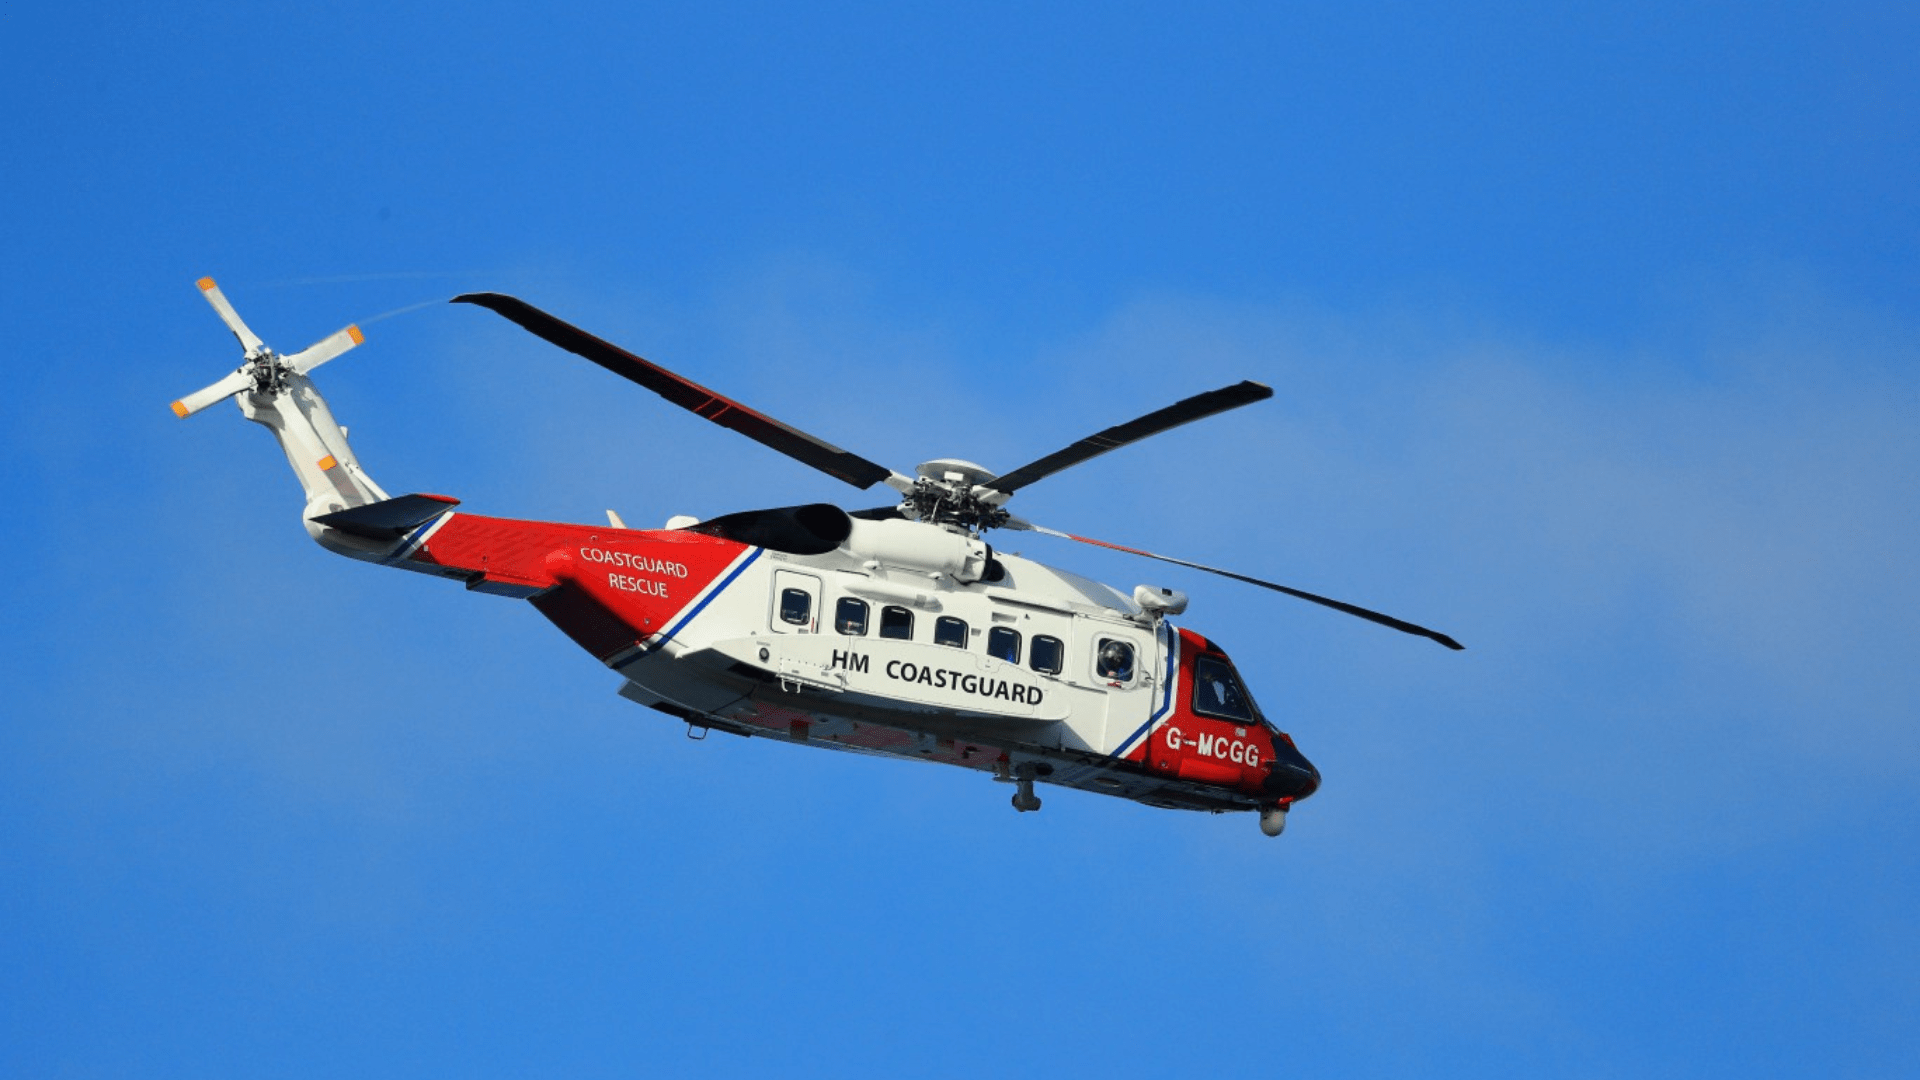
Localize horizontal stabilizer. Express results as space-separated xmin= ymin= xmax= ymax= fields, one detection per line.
xmin=311 ymin=493 xmax=460 ymax=540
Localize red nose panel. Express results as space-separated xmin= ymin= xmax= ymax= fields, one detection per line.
xmin=1139 ymin=628 xmax=1274 ymax=794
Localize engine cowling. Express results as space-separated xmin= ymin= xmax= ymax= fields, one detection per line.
xmin=843 ymin=518 xmax=991 ymax=583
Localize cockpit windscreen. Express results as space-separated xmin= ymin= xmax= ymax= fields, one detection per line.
xmin=1191 ymin=653 xmax=1262 ymax=724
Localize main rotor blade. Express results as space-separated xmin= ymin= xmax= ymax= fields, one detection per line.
xmin=984 ymin=380 xmax=1273 ymax=495
xmin=196 ymin=277 xmax=265 ymax=357
xmin=1010 ymin=519 xmax=1464 ymax=650
xmin=285 ymin=324 xmax=365 ymax=375
xmin=454 ymin=293 xmax=897 ymax=490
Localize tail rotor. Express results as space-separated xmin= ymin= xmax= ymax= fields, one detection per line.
xmin=171 ymin=277 xmax=364 ymax=418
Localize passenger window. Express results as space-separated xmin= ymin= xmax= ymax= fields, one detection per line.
xmin=935 ymin=616 xmax=968 ymax=648
xmin=835 ymin=597 xmax=869 ymax=636
xmin=1192 ymin=654 xmax=1256 ymax=722
xmin=987 ymin=627 xmax=1021 ymax=664
xmin=1030 ymin=634 xmax=1063 ymax=675
xmin=779 ymin=588 xmax=812 ymax=626
xmin=880 ymin=605 xmax=914 ymax=640
xmin=1096 ymin=639 xmax=1135 ymax=682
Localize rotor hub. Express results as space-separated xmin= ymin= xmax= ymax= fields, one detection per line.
xmin=246 ymin=352 xmax=291 ymax=397
xmin=913 ymin=458 xmax=996 ymax=486
xmin=901 ymin=459 xmax=1010 ymax=533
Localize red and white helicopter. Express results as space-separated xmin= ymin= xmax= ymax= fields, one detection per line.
xmin=173 ymin=278 xmax=1461 ymax=837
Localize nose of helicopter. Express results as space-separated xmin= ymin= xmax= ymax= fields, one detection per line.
xmin=1263 ymin=735 xmax=1321 ymax=800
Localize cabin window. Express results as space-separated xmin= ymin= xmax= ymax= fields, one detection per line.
xmin=934 ymin=616 xmax=968 ymax=648
xmin=879 ymin=605 xmax=914 ymax=640
xmin=987 ymin=627 xmax=1021 ymax=664
xmin=1096 ymin=638 xmax=1136 ymax=682
xmin=835 ymin=597 xmax=869 ymax=636
xmin=1192 ymin=654 xmax=1257 ymax=723
xmin=1030 ymin=634 xmax=1064 ymax=675
xmin=779 ymin=588 xmax=812 ymax=627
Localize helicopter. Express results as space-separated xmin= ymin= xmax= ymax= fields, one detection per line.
xmin=172 ymin=277 xmax=1462 ymax=837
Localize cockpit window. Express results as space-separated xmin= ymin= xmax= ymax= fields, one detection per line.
xmin=1192 ymin=654 xmax=1259 ymax=723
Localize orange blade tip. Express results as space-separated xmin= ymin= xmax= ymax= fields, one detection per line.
xmin=196 ymin=276 xmax=216 ymax=292
xmin=170 ymin=400 xmax=189 ymax=418
xmin=348 ymin=325 xmax=364 ymax=345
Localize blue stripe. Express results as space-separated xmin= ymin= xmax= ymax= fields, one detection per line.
xmin=638 ymin=547 xmax=763 ymax=656
xmin=381 ymin=513 xmax=449 ymax=565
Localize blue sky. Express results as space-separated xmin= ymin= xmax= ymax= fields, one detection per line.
xmin=4 ymin=3 xmax=1917 ymax=1076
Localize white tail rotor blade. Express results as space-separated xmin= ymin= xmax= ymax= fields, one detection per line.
xmin=284 ymin=324 xmax=365 ymax=375
xmin=196 ymin=277 xmax=265 ymax=356
xmin=170 ymin=368 xmax=253 ymax=418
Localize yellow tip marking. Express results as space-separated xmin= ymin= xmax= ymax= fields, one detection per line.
xmin=317 ymin=455 xmax=338 ymax=471
xmin=171 ymin=400 xmax=189 ymax=418
xmin=347 ymin=325 xmax=364 ymax=345
xmin=197 ymin=277 xmax=216 ymax=292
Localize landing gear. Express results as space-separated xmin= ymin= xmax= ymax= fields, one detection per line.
xmin=1259 ymin=805 xmax=1288 ymax=837
xmin=1000 ymin=761 xmax=1043 ymax=813
xmin=1011 ymin=778 xmax=1042 ymax=813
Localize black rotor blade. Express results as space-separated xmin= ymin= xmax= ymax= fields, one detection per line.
xmin=984 ymin=380 xmax=1273 ymax=494
xmin=454 ymin=293 xmax=896 ymax=490
xmin=1021 ymin=523 xmax=1464 ymax=650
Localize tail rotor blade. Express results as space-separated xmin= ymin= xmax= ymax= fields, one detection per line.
xmin=1007 ymin=517 xmax=1464 ymax=650
xmin=285 ymin=324 xmax=365 ymax=375
xmin=170 ymin=368 xmax=253 ymax=418
xmin=197 ymin=277 xmax=265 ymax=356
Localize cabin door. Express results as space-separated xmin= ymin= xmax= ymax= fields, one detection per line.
xmin=769 ymin=569 xmax=821 ymax=634
xmin=1078 ymin=616 xmax=1151 ymax=753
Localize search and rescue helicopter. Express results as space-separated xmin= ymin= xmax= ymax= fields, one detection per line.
xmin=172 ymin=277 xmax=1462 ymax=837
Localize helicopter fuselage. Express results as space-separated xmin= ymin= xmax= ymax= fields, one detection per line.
xmin=330 ymin=507 xmax=1320 ymax=815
